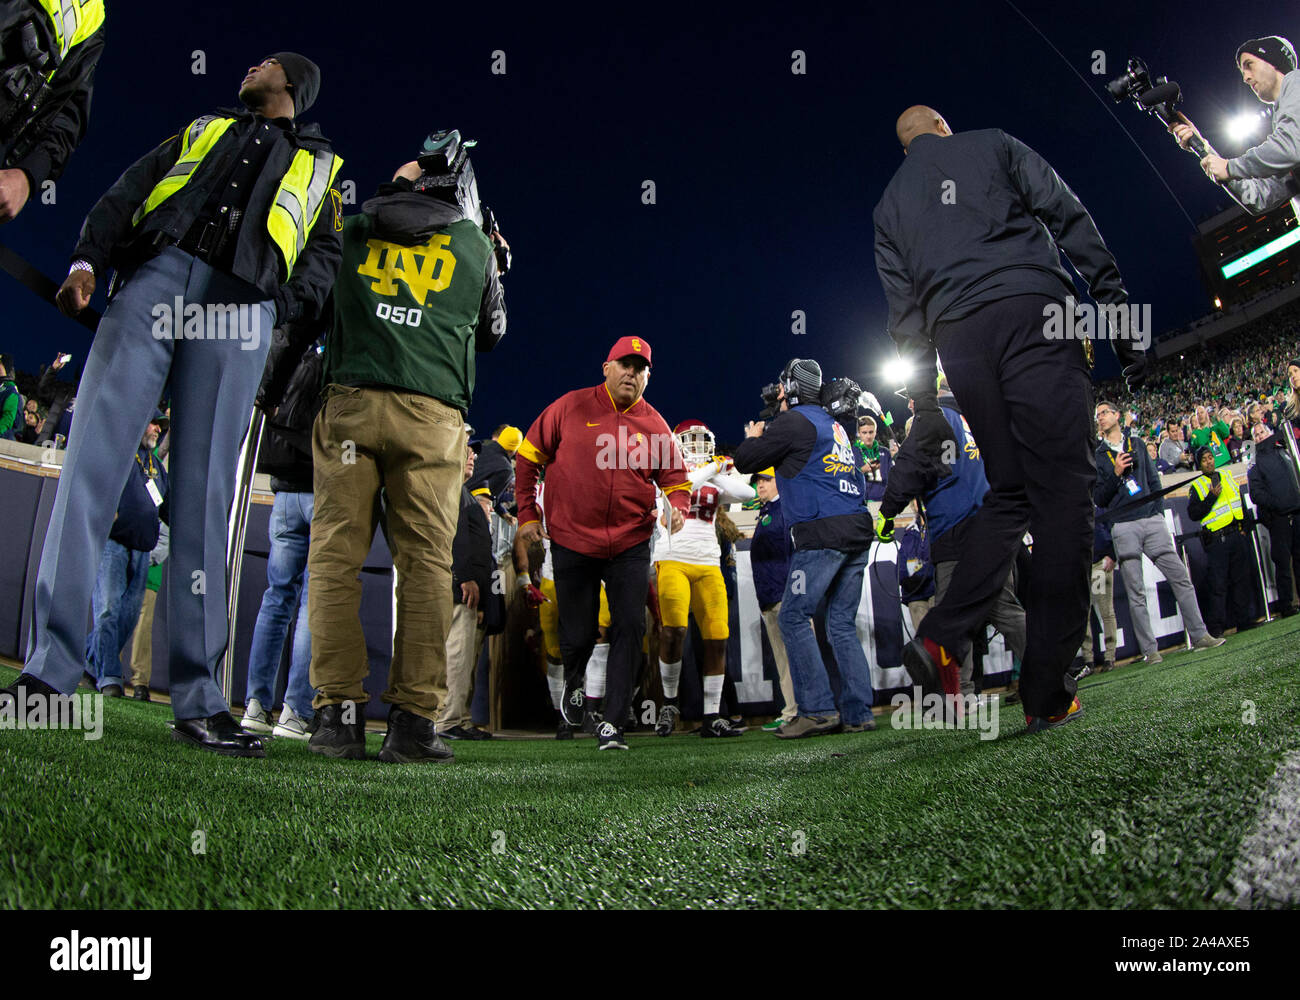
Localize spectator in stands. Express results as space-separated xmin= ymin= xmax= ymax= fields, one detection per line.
xmin=125 ymin=523 xmax=169 ymax=701
xmin=1094 ymin=401 xmax=1223 ymax=662
xmin=1286 ymin=359 xmax=1300 ymax=445
xmin=86 ymin=414 xmax=169 ymax=697
xmin=468 ymin=424 xmax=521 ymax=520
xmin=440 ymin=438 xmax=494 ymax=740
xmin=1191 ymin=405 xmax=1232 ymax=468
xmin=1160 ymin=423 xmax=1194 ymax=472
xmin=1226 ymin=416 xmax=1248 ymax=462
xmin=0 ymin=354 xmax=20 ymax=440
xmin=748 ymin=468 xmax=798 ymax=732
xmin=17 ymin=400 xmax=44 ymax=445
xmin=30 ymin=351 xmax=75 ymax=446
xmin=1080 ymin=509 xmax=1117 ymax=675
xmin=1188 ymin=446 xmax=1257 ymax=635
xmin=855 ymin=414 xmax=891 ymax=502
xmin=1247 ymin=421 xmax=1300 ymax=616
xmin=241 ymin=337 xmax=323 ymax=741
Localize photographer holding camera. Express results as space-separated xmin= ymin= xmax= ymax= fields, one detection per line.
xmin=1170 ymin=36 xmax=1300 ymax=212
xmin=733 ymin=359 xmax=877 ymax=739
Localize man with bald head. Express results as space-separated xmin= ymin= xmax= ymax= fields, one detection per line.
xmin=872 ymin=108 xmax=1142 ymax=734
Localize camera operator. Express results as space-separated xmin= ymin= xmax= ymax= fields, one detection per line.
xmin=1170 ymin=37 xmax=1300 ymax=212
xmin=733 ymin=359 xmax=877 ymax=739
xmin=271 ymin=133 xmax=508 ymax=765
xmin=0 ymin=1 xmax=105 ymax=223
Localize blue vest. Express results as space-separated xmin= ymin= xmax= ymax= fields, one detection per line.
xmin=777 ymin=404 xmax=868 ymax=526
xmin=923 ymin=402 xmax=989 ymax=543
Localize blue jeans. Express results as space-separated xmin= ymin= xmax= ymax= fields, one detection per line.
xmin=777 ymin=547 xmax=874 ymax=724
xmin=245 ymin=492 xmax=315 ymax=720
xmin=85 ymin=540 xmax=151 ymax=690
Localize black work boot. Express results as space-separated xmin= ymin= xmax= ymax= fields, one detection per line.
xmin=378 ymin=707 xmax=455 ymax=764
xmin=308 ymin=703 xmax=366 ymax=760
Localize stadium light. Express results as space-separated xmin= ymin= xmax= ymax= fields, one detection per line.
xmin=882 ymin=357 xmax=913 ymax=388
xmin=1227 ymin=111 xmax=1266 ymax=143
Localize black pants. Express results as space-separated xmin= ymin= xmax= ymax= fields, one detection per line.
xmin=925 ymin=293 xmax=1093 ymax=719
xmin=1202 ymin=528 xmax=1255 ymax=634
xmin=551 ymin=538 xmax=651 ymax=730
xmin=1264 ymin=513 xmax=1300 ymax=607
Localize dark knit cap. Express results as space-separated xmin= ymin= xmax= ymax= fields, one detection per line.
xmin=269 ymin=52 xmax=321 ymax=115
xmin=782 ymin=358 xmax=823 ymax=404
xmin=1235 ymin=36 xmax=1297 ymax=75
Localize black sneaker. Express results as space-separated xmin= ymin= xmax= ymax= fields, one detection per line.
xmin=582 ymin=705 xmax=604 ymax=735
xmin=701 ymin=716 xmax=745 ymax=738
xmin=556 ymin=718 xmax=575 ymax=740
xmin=132 ymin=685 xmax=150 ymax=701
xmin=560 ymin=684 xmax=585 ymax=727
xmin=101 ymin=684 xmax=124 ymax=698
xmin=308 ymin=703 xmax=367 ymax=760
xmin=655 ymin=703 xmax=680 ymax=737
xmin=378 ymin=707 xmax=455 ymax=764
xmin=596 ymin=721 xmax=628 ymax=750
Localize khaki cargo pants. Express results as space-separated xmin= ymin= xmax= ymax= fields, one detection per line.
xmin=308 ymin=384 xmax=464 ymax=721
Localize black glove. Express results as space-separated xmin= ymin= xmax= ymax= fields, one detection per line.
xmin=909 ymin=394 xmax=958 ymax=473
xmin=1114 ymin=340 xmax=1148 ymax=392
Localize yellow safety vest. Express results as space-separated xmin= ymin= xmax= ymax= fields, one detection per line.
xmin=35 ymin=0 xmax=105 ymax=63
xmin=1189 ymin=471 xmax=1244 ymax=532
xmin=131 ymin=115 xmax=343 ymax=280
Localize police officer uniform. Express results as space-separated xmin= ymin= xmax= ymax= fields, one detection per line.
xmin=21 ymin=54 xmax=342 ymax=745
xmin=1187 ymin=454 xmax=1256 ymax=636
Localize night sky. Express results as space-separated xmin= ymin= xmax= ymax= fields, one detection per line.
xmin=0 ymin=0 xmax=1288 ymax=443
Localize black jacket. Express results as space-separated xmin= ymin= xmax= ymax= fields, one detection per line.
xmin=1094 ymin=432 xmax=1164 ymax=524
xmin=874 ymin=129 xmax=1126 ymax=381
xmin=466 ymin=439 xmax=515 ymax=518
xmin=70 ymin=107 xmax=343 ymax=326
xmin=111 ymin=443 xmax=167 ymax=552
xmin=0 ymin=2 xmax=104 ymax=188
xmin=256 ymin=330 xmax=322 ymax=494
xmin=32 ymin=362 xmax=74 ymax=445
xmin=1247 ymin=435 xmax=1300 ymax=519
xmin=452 ymin=487 xmax=492 ymax=604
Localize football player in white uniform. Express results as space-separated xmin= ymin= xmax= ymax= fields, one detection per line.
xmin=652 ymin=420 xmax=756 ymax=736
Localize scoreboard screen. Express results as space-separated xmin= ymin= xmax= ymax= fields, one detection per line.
xmin=1194 ymin=198 xmax=1300 ymax=308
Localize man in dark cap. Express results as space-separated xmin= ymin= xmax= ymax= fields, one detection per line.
xmin=515 ymin=336 xmax=691 ymax=751
xmin=1171 ymin=35 xmax=1300 ymax=212
xmin=3 ymin=53 xmax=344 ymax=758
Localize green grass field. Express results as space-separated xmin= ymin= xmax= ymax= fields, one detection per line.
xmin=2 ymin=622 xmax=1299 ymax=909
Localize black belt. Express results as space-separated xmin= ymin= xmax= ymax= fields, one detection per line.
xmin=176 ymin=218 xmax=226 ymax=261
xmin=1203 ymin=522 xmax=1244 ymax=543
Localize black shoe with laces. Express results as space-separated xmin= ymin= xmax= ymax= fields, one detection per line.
xmin=132 ymin=685 xmax=150 ymax=701
xmin=308 ymin=703 xmax=367 ymax=760
xmin=655 ymin=703 xmax=679 ymax=737
xmin=582 ymin=704 xmax=604 ymax=735
xmin=560 ymin=684 xmax=585 ymax=727
xmin=596 ymin=721 xmax=628 ymax=750
xmin=556 ymin=718 xmax=575 ymax=740
xmin=701 ymin=715 xmax=745 ymax=738
xmin=378 ymin=707 xmax=455 ymax=764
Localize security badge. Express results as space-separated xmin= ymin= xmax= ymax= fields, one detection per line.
xmin=145 ymin=479 xmax=164 ymax=507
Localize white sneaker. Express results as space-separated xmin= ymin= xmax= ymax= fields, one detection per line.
xmin=272 ymin=703 xmax=311 ymax=740
xmin=241 ymin=697 xmax=273 ymax=733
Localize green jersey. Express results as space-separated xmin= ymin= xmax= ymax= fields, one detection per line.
xmin=325 ymin=212 xmax=495 ymax=413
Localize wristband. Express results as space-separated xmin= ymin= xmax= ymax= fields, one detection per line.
xmin=69 ymin=259 xmax=94 ymax=278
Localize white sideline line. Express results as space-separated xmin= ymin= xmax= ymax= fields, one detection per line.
xmin=1217 ymin=750 xmax=1300 ymax=908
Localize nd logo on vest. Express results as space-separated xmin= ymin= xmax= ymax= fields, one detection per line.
xmin=825 ymin=423 xmax=859 ymax=494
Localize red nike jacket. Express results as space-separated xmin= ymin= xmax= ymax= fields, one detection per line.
xmin=516 ymin=384 xmax=691 ymax=559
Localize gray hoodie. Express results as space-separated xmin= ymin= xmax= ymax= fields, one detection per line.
xmin=1214 ymin=70 xmax=1300 ymax=212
